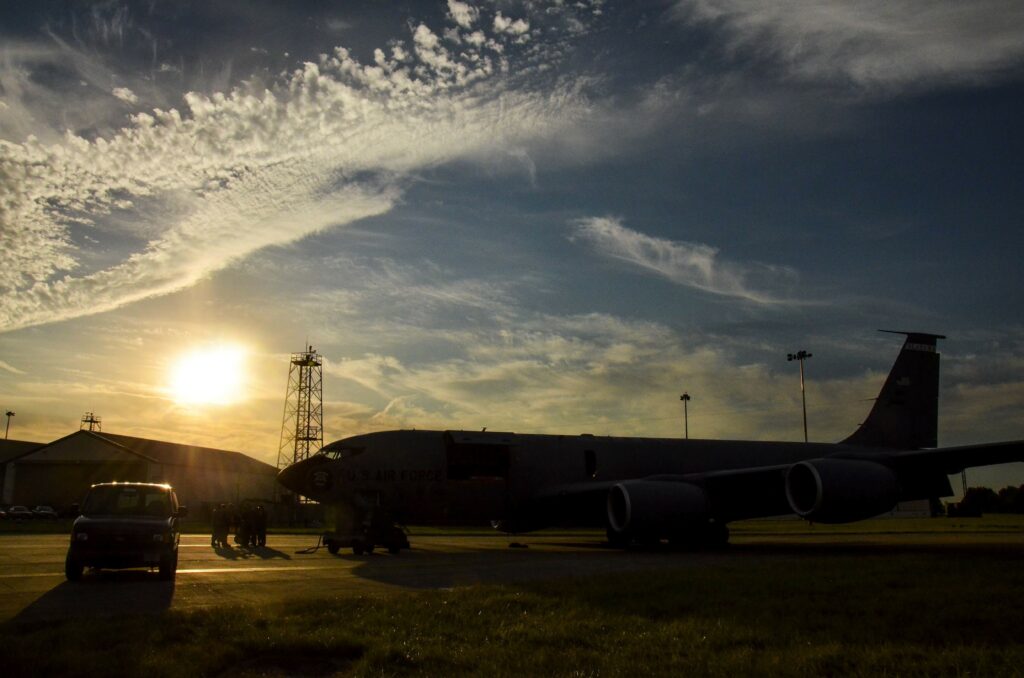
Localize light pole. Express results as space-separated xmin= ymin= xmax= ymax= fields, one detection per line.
xmin=680 ymin=392 xmax=691 ymax=439
xmin=787 ymin=350 xmax=812 ymax=443
xmin=4 ymin=411 xmax=13 ymax=440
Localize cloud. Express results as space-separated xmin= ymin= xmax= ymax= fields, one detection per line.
xmin=570 ymin=216 xmax=799 ymax=305
xmin=493 ymin=12 xmax=530 ymax=37
xmin=0 ymin=360 xmax=25 ymax=375
xmin=447 ymin=1 xmax=479 ymax=29
xmin=674 ymin=0 xmax=1024 ymax=91
xmin=112 ymin=87 xmax=138 ymax=104
xmin=0 ymin=7 xmax=594 ymax=332
xmin=311 ymin=291 xmax=1024 ymax=448
xmin=319 ymin=309 xmax=929 ymax=444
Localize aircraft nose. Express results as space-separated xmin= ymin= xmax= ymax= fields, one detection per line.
xmin=277 ymin=455 xmax=324 ymax=494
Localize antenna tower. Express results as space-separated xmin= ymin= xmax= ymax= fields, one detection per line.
xmin=276 ymin=346 xmax=324 ymax=471
xmin=80 ymin=412 xmax=102 ymax=432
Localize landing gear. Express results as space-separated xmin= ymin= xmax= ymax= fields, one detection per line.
xmin=669 ymin=522 xmax=730 ymax=550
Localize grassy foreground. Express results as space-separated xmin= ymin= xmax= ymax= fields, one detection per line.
xmin=3 ymin=547 xmax=1023 ymax=677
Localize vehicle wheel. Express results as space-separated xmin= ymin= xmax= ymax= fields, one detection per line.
xmin=326 ymin=540 xmax=340 ymax=555
xmin=159 ymin=550 xmax=178 ymax=580
xmin=65 ymin=555 xmax=83 ymax=582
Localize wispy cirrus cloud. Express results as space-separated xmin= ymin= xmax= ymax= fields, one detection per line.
xmin=0 ymin=360 xmax=25 ymax=375
xmin=673 ymin=0 xmax=1024 ymax=91
xmin=319 ymin=309 xmax=953 ymax=445
xmin=0 ymin=2 xmax=600 ymax=333
xmin=570 ymin=216 xmax=799 ymax=305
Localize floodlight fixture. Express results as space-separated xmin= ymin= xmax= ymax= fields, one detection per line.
xmin=787 ymin=350 xmax=812 ymax=442
xmin=680 ymin=392 xmax=691 ymax=439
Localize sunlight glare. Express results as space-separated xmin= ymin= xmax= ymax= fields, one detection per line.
xmin=169 ymin=345 xmax=248 ymax=406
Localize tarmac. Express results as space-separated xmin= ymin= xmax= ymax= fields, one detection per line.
xmin=2 ymin=529 xmax=1022 ymax=624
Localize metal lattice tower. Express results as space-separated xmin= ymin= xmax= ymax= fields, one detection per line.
xmin=276 ymin=346 xmax=324 ymax=470
xmin=80 ymin=412 xmax=102 ymax=432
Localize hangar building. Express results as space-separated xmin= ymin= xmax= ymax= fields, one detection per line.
xmin=1 ymin=430 xmax=277 ymax=516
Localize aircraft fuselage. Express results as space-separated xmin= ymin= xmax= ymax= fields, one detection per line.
xmin=278 ymin=428 xmax=875 ymax=531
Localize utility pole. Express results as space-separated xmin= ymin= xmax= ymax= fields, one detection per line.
xmin=787 ymin=350 xmax=812 ymax=443
xmin=4 ymin=411 xmax=13 ymax=439
xmin=680 ymin=392 xmax=691 ymax=439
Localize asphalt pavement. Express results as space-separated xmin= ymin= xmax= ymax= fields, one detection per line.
xmin=3 ymin=530 xmax=1022 ymax=625
xmin=0 ymin=532 xmax=703 ymax=623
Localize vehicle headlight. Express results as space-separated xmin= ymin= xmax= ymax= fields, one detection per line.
xmin=75 ymin=532 xmax=89 ymax=541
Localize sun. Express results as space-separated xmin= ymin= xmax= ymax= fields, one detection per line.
xmin=169 ymin=345 xmax=248 ymax=406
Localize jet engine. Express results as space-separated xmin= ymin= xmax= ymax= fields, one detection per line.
xmin=785 ymin=458 xmax=899 ymax=524
xmin=606 ymin=480 xmax=708 ymax=539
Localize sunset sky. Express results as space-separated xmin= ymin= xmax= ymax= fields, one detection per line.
xmin=1 ymin=1 xmax=1022 ymax=492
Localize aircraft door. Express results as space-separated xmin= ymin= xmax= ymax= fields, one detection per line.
xmin=443 ymin=431 xmax=513 ymax=524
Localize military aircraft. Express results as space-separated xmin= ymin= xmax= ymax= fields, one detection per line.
xmin=277 ymin=332 xmax=1024 ymax=553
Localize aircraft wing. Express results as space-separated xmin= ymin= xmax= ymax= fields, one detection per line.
xmin=644 ymin=465 xmax=794 ymax=522
xmin=532 ymin=441 xmax=1024 ymax=528
xmin=883 ymin=440 xmax=1024 ymax=476
xmin=535 ymin=463 xmax=794 ymax=524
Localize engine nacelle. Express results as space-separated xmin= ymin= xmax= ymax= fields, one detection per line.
xmin=785 ymin=458 xmax=899 ymax=524
xmin=606 ymin=480 xmax=708 ymax=537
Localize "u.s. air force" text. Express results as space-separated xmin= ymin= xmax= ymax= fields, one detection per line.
xmin=342 ymin=469 xmax=443 ymax=482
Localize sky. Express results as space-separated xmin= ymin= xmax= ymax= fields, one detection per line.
xmin=1 ymin=0 xmax=1022 ymax=494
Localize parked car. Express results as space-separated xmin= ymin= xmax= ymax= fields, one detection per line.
xmin=7 ymin=505 xmax=33 ymax=520
xmin=32 ymin=505 xmax=59 ymax=520
xmin=65 ymin=482 xmax=188 ymax=581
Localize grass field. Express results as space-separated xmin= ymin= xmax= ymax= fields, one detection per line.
xmin=2 ymin=519 xmax=1023 ymax=676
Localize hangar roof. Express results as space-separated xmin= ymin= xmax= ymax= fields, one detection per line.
xmin=99 ymin=432 xmax=275 ymax=475
xmin=5 ymin=430 xmax=275 ymax=475
xmin=0 ymin=439 xmax=45 ymax=464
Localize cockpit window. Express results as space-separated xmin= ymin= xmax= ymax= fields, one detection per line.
xmin=321 ymin=446 xmax=365 ymax=461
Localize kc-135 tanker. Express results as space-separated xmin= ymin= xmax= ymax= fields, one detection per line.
xmin=278 ymin=332 xmax=1023 ymax=554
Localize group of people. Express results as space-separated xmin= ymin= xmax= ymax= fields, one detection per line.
xmin=211 ymin=502 xmax=267 ymax=548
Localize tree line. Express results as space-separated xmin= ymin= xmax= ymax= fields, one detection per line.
xmin=946 ymin=485 xmax=1024 ymax=517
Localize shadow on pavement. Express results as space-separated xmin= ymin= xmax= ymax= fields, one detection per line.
xmin=13 ymin=571 xmax=174 ymax=624
xmin=211 ymin=544 xmax=292 ymax=560
xmin=345 ymin=536 xmax=1024 ymax=590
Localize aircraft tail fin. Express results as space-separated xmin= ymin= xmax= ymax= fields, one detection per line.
xmin=841 ymin=331 xmax=945 ymax=450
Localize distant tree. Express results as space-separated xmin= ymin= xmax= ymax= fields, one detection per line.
xmin=996 ymin=485 xmax=1024 ymax=514
xmin=953 ymin=486 xmax=999 ymax=517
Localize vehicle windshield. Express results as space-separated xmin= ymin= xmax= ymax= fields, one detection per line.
xmin=82 ymin=486 xmax=172 ymax=517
